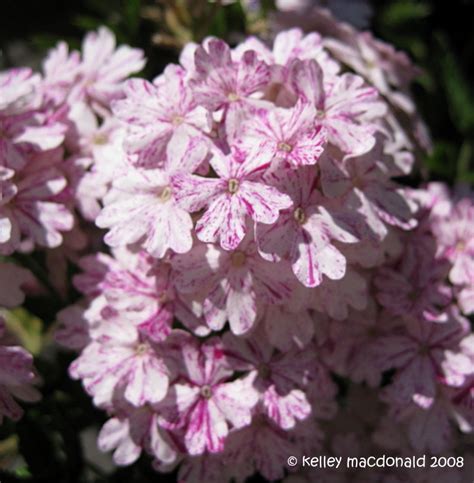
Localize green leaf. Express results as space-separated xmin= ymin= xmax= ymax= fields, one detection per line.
xmin=437 ymin=35 xmax=474 ymax=135
xmin=73 ymin=14 xmax=103 ymax=32
xmin=124 ymin=0 xmax=141 ymax=36
xmin=4 ymin=308 xmax=43 ymax=355
xmin=424 ymin=141 xmax=457 ymax=179
xmin=381 ymin=0 xmax=431 ymax=26
xmin=456 ymin=141 xmax=473 ymax=182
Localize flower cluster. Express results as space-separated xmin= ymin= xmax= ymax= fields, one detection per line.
xmin=1 ymin=16 xmax=472 ymax=483
xmin=0 ymin=26 xmax=144 ymax=424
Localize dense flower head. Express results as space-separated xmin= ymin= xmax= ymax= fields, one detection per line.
xmin=1 ymin=16 xmax=472 ymax=483
xmin=47 ymin=19 xmax=468 ymax=480
xmin=50 ymin=21 xmax=474 ymax=482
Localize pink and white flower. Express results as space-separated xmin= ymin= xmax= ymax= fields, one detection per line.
xmin=113 ymin=65 xmax=211 ymax=166
xmin=223 ymin=329 xmax=314 ymax=429
xmin=174 ymin=147 xmax=292 ymax=251
xmin=257 ymin=167 xmax=358 ymax=287
xmin=432 ymin=196 xmax=474 ymax=286
xmin=190 ymin=39 xmax=271 ymax=136
xmin=173 ymin=237 xmax=293 ymax=334
xmin=73 ymin=26 xmax=145 ymax=109
xmin=98 ymin=405 xmax=176 ymax=466
xmin=239 ymin=100 xmax=326 ymax=169
xmin=70 ymin=314 xmax=170 ymax=409
xmin=377 ymin=310 xmax=469 ymax=408
xmin=0 ymin=151 xmax=73 ymax=255
xmin=375 ymin=250 xmax=452 ymax=322
xmin=291 ymin=58 xmax=386 ymax=155
xmin=159 ymin=333 xmax=259 ymax=455
xmin=96 ymin=133 xmax=208 ymax=258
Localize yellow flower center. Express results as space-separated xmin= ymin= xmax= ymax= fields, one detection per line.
xmin=228 ymin=178 xmax=239 ymax=194
xmin=278 ymin=142 xmax=292 ymax=153
xmin=200 ymin=385 xmax=212 ymax=399
xmin=135 ymin=343 xmax=149 ymax=356
xmin=293 ymin=207 xmax=306 ymax=225
xmin=231 ymin=251 xmax=247 ymax=267
xmin=159 ymin=186 xmax=172 ymax=202
xmin=93 ymin=133 xmax=108 ymax=145
xmin=172 ymin=115 xmax=184 ymax=126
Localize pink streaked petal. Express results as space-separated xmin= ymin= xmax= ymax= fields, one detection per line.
xmin=195 ymin=195 xmax=246 ymax=251
xmin=99 ymin=45 xmax=145 ymax=83
xmin=292 ymin=229 xmax=325 ymax=287
xmin=15 ymin=201 xmax=73 ymax=247
xmin=263 ymin=386 xmax=311 ymax=430
xmin=165 ymin=131 xmax=209 ymax=175
xmin=82 ymin=26 xmax=116 ymax=70
xmin=325 ymin=117 xmax=376 ymax=154
xmin=124 ymin=356 xmax=169 ymax=406
xmin=239 ymin=181 xmax=293 ymax=225
xmin=226 ymin=289 xmax=257 ymax=335
xmin=172 ymin=174 xmax=223 ymax=212
xmin=213 ymin=379 xmax=258 ymax=428
xmin=15 ymin=123 xmax=66 ymax=150
xmin=142 ymin=204 xmax=193 ymax=258
xmin=203 ymin=283 xmax=229 ymax=332
xmin=290 ymin=59 xmax=325 ymax=108
xmin=237 ymin=50 xmax=271 ymax=96
xmin=185 ymin=399 xmax=228 ymax=455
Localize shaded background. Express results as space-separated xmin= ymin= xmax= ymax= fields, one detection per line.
xmin=0 ymin=1 xmax=473 ymax=481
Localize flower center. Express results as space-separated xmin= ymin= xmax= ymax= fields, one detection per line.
xmin=456 ymin=240 xmax=466 ymax=252
xmin=258 ymin=363 xmax=271 ymax=380
xmin=172 ymin=115 xmax=184 ymax=126
xmin=93 ymin=133 xmax=108 ymax=145
xmin=293 ymin=207 xmax=306 ymax=224
xmin=227 ymin=92 xmax=239 ymax=102
xmin=278 ymin=142 xmax=292 ymax=153
xmin=352 ymin=176 xmax=365 ymax=190
xmin=418 ymin=344 xmax=430 ymax=356
xmin=316 ymin=109 xmax=325 ymax=119
xmin=159 ymin=186 xmax=172 ymax=202
xmin=200 ymin=385 xmax=213 ymax=399
xmin=135 ymin=343 xmax=149 ymax=356
xmin=228 ymin=178 xmax=239 ymax=194
xmin=366 ymin=59 xmax=377 ymax=70
xmin=231 ymin=251 xmax=247 ymax=267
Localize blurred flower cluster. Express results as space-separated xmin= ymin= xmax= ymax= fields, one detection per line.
xmin=0 ymin=4 xmax=473 ymax=483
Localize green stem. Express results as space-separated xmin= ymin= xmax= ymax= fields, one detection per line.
xmin=456 ymin=140 xmax=472 ymax=182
